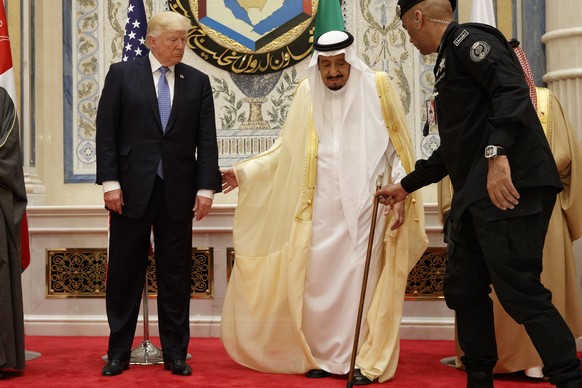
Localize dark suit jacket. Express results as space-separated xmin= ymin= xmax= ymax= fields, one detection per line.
xmin=96 ymin=56 xmax=221 ymax=221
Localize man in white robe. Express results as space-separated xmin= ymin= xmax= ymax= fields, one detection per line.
xmin=220 ymin=31 xmax=427 ymax=385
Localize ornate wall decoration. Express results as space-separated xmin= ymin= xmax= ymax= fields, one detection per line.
xmin=64 ymin=0 xmax=154 ymax=183
xmin=405 ymin=248 xmax=447 ymax=298
xmin=47 ymin=247 xmax=214 ymax=298
xmin=356 ymin=0 xmax=438 ymax=163
xmin=230 ymin=72 xmax=282 ymax=129
xmin=169 ymin=0 xmax=316 ymax=74
xmin=165 ymin=0 xmax=315 ymax=165
xmin=64 ymin=0 xmax=101 ymax=182
xmin=215 ymin=66 xmax=299 ymax=167
xmin=359 ymin=0 xmax=412 ymax=114
xmin=63 ymin=0 xmax=436 ymax=180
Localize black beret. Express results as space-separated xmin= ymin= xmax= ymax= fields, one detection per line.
xmin=396 ymin=0 xmax=457 ymax=18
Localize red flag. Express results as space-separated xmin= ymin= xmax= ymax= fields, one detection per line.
xmin=0 ymin=1 xmax=17 ymax=106
xmin=20 ymin=212 xmax=30 ymax=271
xmin=1 ymin=2 xmax=28 ymax=271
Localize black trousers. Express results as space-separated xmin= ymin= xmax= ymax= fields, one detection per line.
xmin=105 ymin=177 xmax=193 ymax=362
xmin=444 ymin=187 xmax=581 ymax=386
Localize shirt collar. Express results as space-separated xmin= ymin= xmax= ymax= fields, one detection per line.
xmin=148 ymin=52 xmax=175 ymax=74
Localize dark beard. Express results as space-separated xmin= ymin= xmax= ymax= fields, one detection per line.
xmin=328 ymin=84 xmax=344 ymax=91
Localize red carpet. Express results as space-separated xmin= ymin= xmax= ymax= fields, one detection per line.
xmin=1 ymin=337 xmax=554 ymax=387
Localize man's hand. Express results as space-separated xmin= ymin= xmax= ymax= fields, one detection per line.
xmin=487 ymin=156 xmax=520 ymax=210
xmin=375 ymin=183 xmax=408 ymax=209
xmin=104 ymin=189 xmax=124 ymax=214
xmin=387 ymin=201 xmax=405 ymax=230
xmin=220 ymin=167 xmax=238 ymax=194
xmin=194 ymin=195 xmax=213 ymax=221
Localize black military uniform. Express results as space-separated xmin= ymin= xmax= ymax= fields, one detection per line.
xmin=401 ymin=22 xmax=582 ymax=387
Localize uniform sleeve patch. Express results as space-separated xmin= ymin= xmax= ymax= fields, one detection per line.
xmin=469 ymin=41 xmax=491 ymax=62
xmin=453 ymin=30 xmax=469 ymax=46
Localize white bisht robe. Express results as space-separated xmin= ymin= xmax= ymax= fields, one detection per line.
xmin=221 ymin=72 xmax=427 ymax=382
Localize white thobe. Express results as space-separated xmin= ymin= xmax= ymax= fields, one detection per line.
xmin=302 ymin=88 xmax=405 ymax=374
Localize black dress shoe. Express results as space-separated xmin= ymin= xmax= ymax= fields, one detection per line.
xmin=101 ymin=359 xmax=129 ymax=376
xmin=352 ymin=369 xmax=374 ymax=385
xmin=466 ymin=370 xmax=493 ymax=388
xmin=305 ymin=369 xmax=331 ymax=378
xmin=164 ymin=359 xmax=192 ymax=376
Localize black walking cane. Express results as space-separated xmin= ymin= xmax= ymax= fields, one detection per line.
xmin=346 ymin=174 xmax=384 ymax=388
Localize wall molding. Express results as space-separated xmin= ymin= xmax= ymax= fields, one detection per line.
xmin=23 ymin=204 xmax=453 ymax=340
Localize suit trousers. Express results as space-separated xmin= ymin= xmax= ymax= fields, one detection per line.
xmin=444 ymin=187 xmax=581 ymax=386
xmin=106 ymin=176 xmax=194 ymax=362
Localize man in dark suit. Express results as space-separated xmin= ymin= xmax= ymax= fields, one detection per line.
xmin=96 ymin=11 xmax=221 ymax=377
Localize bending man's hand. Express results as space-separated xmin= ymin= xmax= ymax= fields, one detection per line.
xmin=375 ymin=183 xmax=408 ymax=209
xmin=487 ymin=156 xmax=519 ymax=210
xmin=194 ymin=195 xmax=212 ymax=221
xmin=220 ymin=167 xmax=238 ymax=194
xmin=104 ymin=189 xmax=124 ymax=214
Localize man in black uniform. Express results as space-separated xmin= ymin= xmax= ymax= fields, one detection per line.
xmin=376 ymin=1 xmax=582 ymax=387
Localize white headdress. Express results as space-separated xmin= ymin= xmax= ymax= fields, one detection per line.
xmin=307 ymin=31 xmax=390 ymax=243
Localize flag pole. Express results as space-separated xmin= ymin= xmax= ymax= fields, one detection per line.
xmin=347 ymin=174 xmax=383 ymax=388
xmin=128 ymin=272 xmax=165 ymax=364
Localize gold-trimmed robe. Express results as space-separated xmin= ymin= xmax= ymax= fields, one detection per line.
xmin=220 ymin=72 xmax=427 ymax=382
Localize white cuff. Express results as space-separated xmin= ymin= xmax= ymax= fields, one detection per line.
xmin=103 ymin=181 xmax=121 ymax=193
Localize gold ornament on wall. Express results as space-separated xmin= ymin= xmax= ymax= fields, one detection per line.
xmin=169 ymin=0 xmax=318 ymax=74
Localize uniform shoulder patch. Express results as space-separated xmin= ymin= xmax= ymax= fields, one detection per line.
xmin=469 ymin=41 xmax=491 ymax=62
xmin=453 ymin=30 xmax=469 ymax=46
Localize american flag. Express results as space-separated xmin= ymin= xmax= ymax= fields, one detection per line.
xmin=122 ymin=0 xmax=149 ymax=61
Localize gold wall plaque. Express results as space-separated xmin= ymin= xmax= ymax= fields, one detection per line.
xmin=47 ymin=248 xmax=214 ymax=298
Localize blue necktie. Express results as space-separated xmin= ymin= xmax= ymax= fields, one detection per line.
xmin=157 ymin=66 xmax=171 ymax=179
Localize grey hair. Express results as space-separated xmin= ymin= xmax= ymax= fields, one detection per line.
xmin=145 ymin=11 xmax=191 ymax=47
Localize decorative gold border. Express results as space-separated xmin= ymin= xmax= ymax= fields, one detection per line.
xmin=46 ymin=248 xmax=107 ymax=297
xmin=405 ymin=247 xmax=447 ymax=299
xmin=46 ymin=247 xmax=214 ymax=299
xmin=169 ymin=0 xmax=317 ymax=74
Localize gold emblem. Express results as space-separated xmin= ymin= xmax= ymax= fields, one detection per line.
xmin=168 ymin=0 xmax=318 ymax=74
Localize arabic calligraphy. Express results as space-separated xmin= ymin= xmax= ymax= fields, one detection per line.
xmin=169 ymin=0 xmax=317 ymax=74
